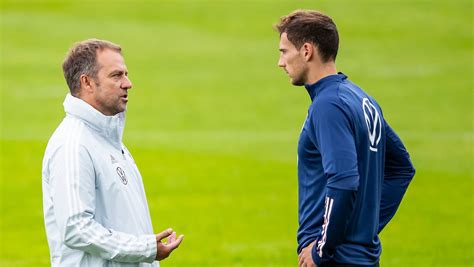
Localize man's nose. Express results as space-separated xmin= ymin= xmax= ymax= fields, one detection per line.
xmin=278 ymin=58 xmax=285 ymax=68
xmin=122 ymin=76 xmax=132 ymax=89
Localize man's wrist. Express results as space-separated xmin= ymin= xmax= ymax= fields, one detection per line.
xmin=311 ymin=240 xmax=322 ymax=266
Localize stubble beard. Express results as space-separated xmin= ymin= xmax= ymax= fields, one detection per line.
xmin=290 ymin=68 xmax=308 ymax=86
xmin=291 ymin=73 xmax=307 ymax=86
xmin=95 ymin=84 xmax=126 ymax=116
xmin=291 ymin=77 xmax=306 ymax=86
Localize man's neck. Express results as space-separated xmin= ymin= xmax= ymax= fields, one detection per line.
xmin=305 ymin=61 xmax=337 ymax=85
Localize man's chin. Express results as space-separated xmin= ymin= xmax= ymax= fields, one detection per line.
xmin=291 ymin=79 xmax=305 ymax=86
xmin=114 ymin=105 xmax=127 ymax=115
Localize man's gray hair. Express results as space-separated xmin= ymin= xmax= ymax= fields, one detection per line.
xmin=62 ymin=39 xmax=121 ymax=96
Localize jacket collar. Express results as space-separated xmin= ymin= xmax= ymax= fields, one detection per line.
xmin=304 ymin=72 xmax=348 ymax=101
xmin=63 ymin=93 xmax=125 ymax=149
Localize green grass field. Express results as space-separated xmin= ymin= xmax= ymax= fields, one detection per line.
xmin=1 ymin=0 xmax=472 ymax=266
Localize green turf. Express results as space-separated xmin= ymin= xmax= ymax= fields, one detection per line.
xmin=1 ymin=0 xmax=472 ymax=266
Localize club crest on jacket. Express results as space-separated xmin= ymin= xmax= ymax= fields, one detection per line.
xmin=116 ymin=166 xmax=127 ymax=185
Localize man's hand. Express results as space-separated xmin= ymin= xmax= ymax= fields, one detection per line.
xmin=298 ymin=240 xmax=317 ymax=267
xmin=155 ymin=228 xmax=184 ymax=261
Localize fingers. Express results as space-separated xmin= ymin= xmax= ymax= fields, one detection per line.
xmin=155 ymin=228 xmax=184 ymax=261
xmin=167 ymin=231 xmax=177 ymax=244
xmin=156 ymin=228 xmax=173 ymax=241
xmin=298 ymin=248 xmax=304 ymax=266
xmin=167 ymin=234 xmax=184 ymax=251
xmin=155 ymin=234 xmax=184 ymax=261
xmin=298 ymin=240 xmax=317 ymax=267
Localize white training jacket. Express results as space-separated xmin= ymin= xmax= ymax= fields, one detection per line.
xmin=42 ymin=94 xmax=159 ymax=267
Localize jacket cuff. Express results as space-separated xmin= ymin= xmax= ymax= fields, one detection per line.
xmin=143 ymin=234 xmax=157 ymax=263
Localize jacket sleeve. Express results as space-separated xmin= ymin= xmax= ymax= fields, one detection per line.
xmin=310 ymin=99 xmax=358 ymax=265
xmin=378 ymin=121 xmax=415 ymax=233
xmin=48 ymin=142 xmax=157 ymax=263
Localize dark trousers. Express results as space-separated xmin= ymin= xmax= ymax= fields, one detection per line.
xmin=321 ymin=262 xmax=379 ymax=267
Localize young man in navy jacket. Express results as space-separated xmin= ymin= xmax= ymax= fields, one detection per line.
xmin=275 ymin=10 xmax=415 ymax=267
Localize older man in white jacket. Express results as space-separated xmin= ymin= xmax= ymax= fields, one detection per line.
xmin=42 ymin=39 xmax=183 ymax=266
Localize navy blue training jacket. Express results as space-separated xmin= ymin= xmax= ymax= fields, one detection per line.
xmin=296 ymin=73 xmax=415 ymax=266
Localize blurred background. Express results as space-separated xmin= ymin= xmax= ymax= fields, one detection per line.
xmin=0 ymin=0 xmax=472 ymax=266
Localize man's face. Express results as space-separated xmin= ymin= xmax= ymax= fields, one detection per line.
xmin=278 ymin=32 xmax=308 ymax=86
xmin=90 ymin=49 xmax=132 ymax=116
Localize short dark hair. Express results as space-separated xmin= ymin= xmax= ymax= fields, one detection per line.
xmin=275 ymin=10 xmax=339 ymax=62
xmin=62 ymin=39 xmax=121 ymax=96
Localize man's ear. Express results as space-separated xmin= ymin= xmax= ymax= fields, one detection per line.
xmin=79 ymin=74 xmax=95 ymax=94
xmin=302 ymin=43 xmax=314 ymax=62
